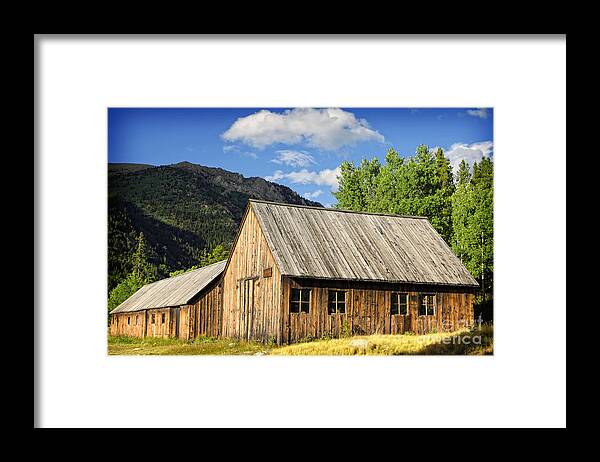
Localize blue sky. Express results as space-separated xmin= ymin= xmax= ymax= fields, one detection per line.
xmin=108 ymin=107 xmax=493 ymax=207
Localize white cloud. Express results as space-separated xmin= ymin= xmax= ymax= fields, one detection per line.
xmin=466 ymin=108 xmax=490 ymax=119
xmin=222 ymin=108 xmax=385 ymax=150
xmin=303 ymin=189 xmax=323 ymax=199
xmin=265 ymin=166 xmax=342 ymax=192
xmin=264 ymin=170 xmax=285 ymax=182
xmin=445 ymin=141 xmax=493 ymax=172
xmin=222 ymin=144 xmax=257 ymax=159
xmin=271 ymin=150 xmax=316 ymax=168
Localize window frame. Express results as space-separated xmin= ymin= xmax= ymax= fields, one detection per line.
xmin=391 ymin=292 xmax=409 ymax=316
xmin=328 ymin=290 xmax=347 ymax=315
xmin=419 ymin=293 xmax=436 ymax=316
xmin=290 ymin=288 xmax=311 ymax=314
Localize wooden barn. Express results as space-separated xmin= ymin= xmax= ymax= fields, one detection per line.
xmin=109 ymin=200 xmax=479 ymax=344
xmin=109 ymin=260 xmax=226 ymax=339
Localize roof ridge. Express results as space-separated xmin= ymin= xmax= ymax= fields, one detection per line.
xmin=141 ymin=259 xmax=226 ymax=288
xmin=249 ymin=199 xmax=429 ymax=220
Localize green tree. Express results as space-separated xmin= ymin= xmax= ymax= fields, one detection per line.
xmin=205 ymin=243 xmax=229 ymax=264
xmin=372 ymin=148 xmax=406 ymax=215
xmin=334 ymin=161 xmax=364 ymax=211
xmin=456 ymin=159 xmax=471 ymax=186
xmin=373 ymin=145 xmax=453 ymax=243
xmin=357 ymin=158 xmax=381 ymax=212
xmin=451 ymin=158 xmax=493 ymax=304
xmin=107 ymin=233 xmax=157 ymax=317
xmin=131 ymin=232 xmax=157 ymax=284
xmin=430 ymin=147 xmax=455 ymax=243
xmin=107 ymin=272 xmax=145 ymax=313
xmin=435 ymin=148 xmax=455 ymax=194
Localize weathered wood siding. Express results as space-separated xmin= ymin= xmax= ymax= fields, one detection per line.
xmin=109 ymin=311 xmax=147 ymax=338
xmin=282 ymin=277 xmax=474 ymax=343
xmin=221 ymin=206 xmax=283 ymax=343
xmin=109 ymin=278 xmax=223 ymax=339
xmin=190 ymin=281 xmax=223 ymax=338
xmin=145 ymin=308 xmax=172 ymax=338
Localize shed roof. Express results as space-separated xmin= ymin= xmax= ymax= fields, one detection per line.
xmin=110 ymin=260 xmax=226 ymax=314
xmin=250 ymin=200 xmax=478 ymax=287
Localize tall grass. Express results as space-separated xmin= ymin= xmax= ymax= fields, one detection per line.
xmin=271 ymin=324 xmax=493 ymax=356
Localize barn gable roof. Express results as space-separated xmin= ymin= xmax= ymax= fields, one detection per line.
xmin=250 ymin=200 xmax=478 ymax=287
xmin=110 ymin=260 xmax=226 ymax=314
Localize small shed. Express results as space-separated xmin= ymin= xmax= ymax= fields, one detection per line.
xmin=109 ymin=260 xmax=226 ymax=339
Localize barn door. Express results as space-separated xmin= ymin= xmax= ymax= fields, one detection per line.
xmin=239 ymin=278 xmax=256 ymax=341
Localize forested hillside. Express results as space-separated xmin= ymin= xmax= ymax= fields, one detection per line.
xmin=108 ymin=161 xmax=321 ymax=292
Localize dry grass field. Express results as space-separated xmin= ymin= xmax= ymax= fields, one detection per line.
xmin=108 ymin=324 xmax=493 ymax=356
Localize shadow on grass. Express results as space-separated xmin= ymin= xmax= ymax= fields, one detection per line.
xmin=415 ymin=324 xmax=493 ymax=355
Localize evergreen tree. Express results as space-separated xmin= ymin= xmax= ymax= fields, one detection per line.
xmin=434 ymin=148 xmax=455 ymax=194
xmin=131 ymin=232 xmax=157 ymax=284
xmin=456 ymin=159 xmax=471 ymax=186
xmin=107 ymin=232 xmax=158 ymax=317
xmin=432 ymin=147 xmax=455 ymax=243
xmin=451 ymin=158 xmax=493 ymax=305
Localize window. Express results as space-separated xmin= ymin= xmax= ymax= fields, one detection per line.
xmin=151 ymin=314 xmax=155 ymax=324
xmin=419 ymin=294 xmax=436 ymax=316
xmin=136 ymin=315 xmax=140 ymax=325
xmin=263 ymin=267 xmax=272 ymax=278
xmin=290 ymin=288 xmax=311 ymax=313
xmin=391 ymin=292 xmax=409 ymax=315
xmin=127 ymin=316 xmax=131 ymax=325
xmin=328 ymin=290 xmax=346 ymax=314
xmin=161 ymin=313 xmax=166 ymax=324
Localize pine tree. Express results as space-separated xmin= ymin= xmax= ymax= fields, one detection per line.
xmin=435 ymin=148 xmax=454 ymax=194
xmin=456 ymin=159 xmax=471 ymax=185
xmin=108 ymin=233 xmax=158 ymax=317
xmin=131 ymin=232 xmax=157 ymax=284
xmin=451 ymin=157 xmax=493 ymax=307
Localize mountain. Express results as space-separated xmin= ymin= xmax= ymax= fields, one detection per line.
xmin=108 ymin=161 xmax=322 ymax=291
